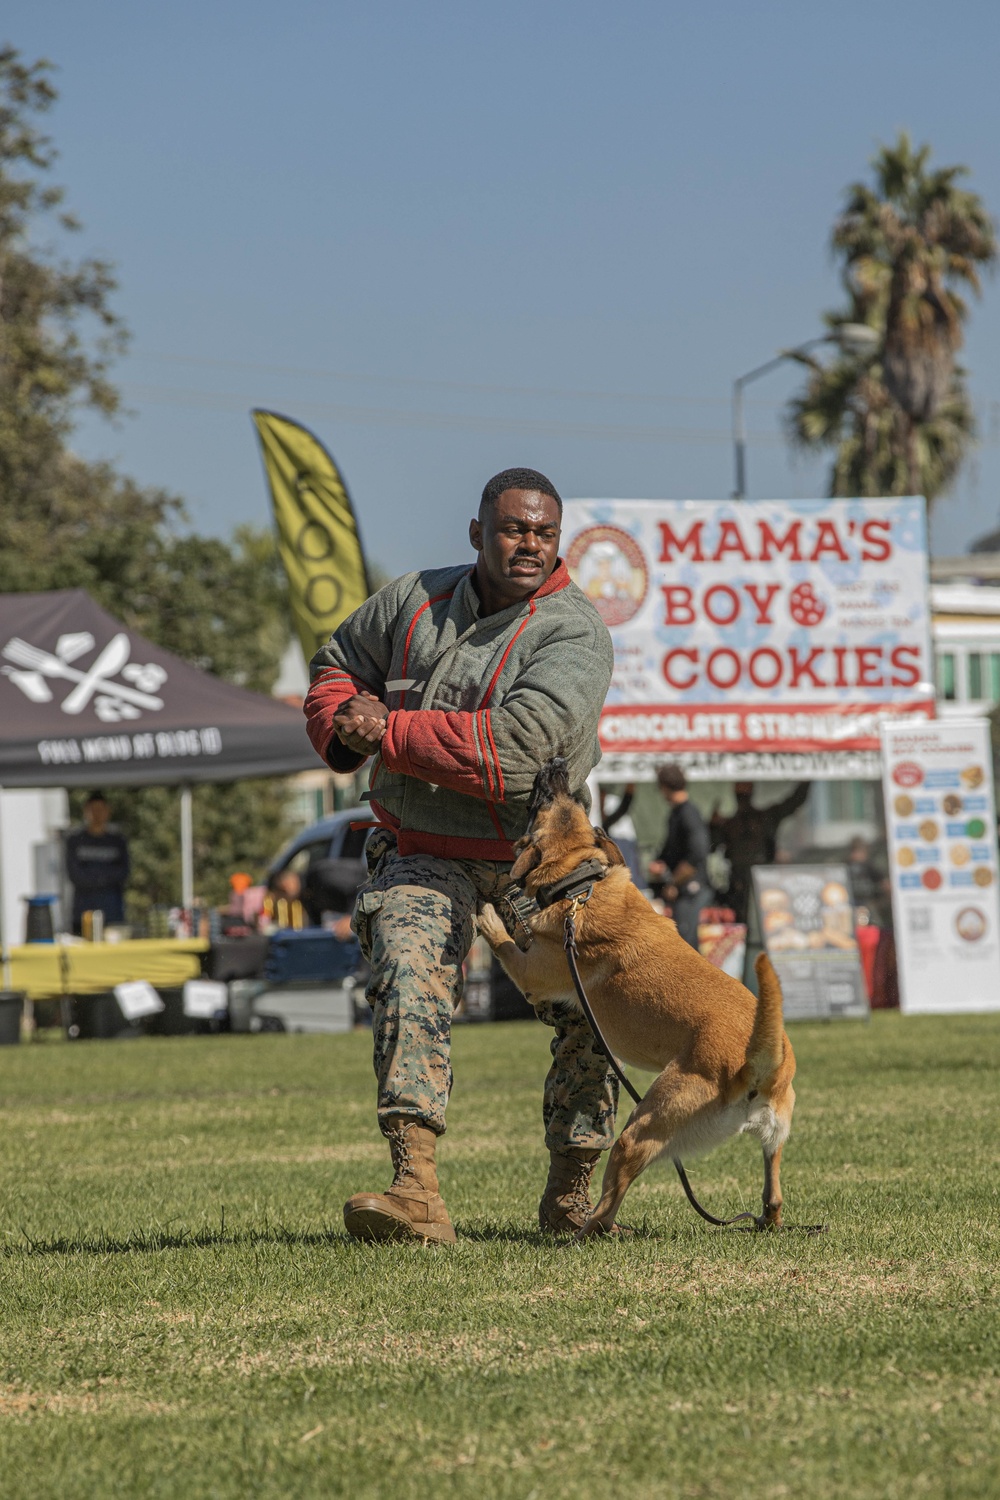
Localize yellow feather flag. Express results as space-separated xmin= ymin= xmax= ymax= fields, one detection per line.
xmin=252 ymin=410 xmax=371 ymax=664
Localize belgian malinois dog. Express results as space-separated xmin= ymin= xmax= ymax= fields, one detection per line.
xmin=477 ymin=758 xmax=796 ymax=1236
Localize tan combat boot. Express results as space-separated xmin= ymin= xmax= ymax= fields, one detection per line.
xmin=538 ymin=1146 xmax=601 ymax=1235
xmin=343 ymin=1115 xmax=456 ymax=1245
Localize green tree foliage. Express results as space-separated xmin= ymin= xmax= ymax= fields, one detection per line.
xmin=0 ymin=48 xmax=295 ymax=918
xmin=788 ymin=134 xmax=996 ymax=501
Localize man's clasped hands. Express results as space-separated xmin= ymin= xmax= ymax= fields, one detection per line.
xmin=333 ymin=693 xmax=389 ymax=756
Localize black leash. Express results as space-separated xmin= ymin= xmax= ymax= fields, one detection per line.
xmin=561 ymin=893 xmax=765 ymax=1230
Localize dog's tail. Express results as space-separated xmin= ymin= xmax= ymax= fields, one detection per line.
xmin=746 ymin=953 xmax=787 ymax=1091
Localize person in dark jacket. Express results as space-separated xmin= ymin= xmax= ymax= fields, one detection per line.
xmin=710 ymin=781 xmax=810 ymax=924
xmin=64 ymin=792 xmax=130 ymax=933
xmin=648 ymin=763 xmax=710 ymax=949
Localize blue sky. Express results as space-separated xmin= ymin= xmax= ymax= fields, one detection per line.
xmin=8 ymin=1 xmax=1000 ymax=574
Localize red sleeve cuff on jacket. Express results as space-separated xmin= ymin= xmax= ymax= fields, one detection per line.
xmin=303 ymin=668 xmax=374 ymax=769
xmin=382 ymin=708 xmax=497 ymax=800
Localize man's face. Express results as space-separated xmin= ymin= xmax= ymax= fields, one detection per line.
xmin=469 ymin=489 xmax=561 ymax=606
xmin=734 ymin=782 xmax=753 ymax=808
xmin=84 ymin=799 xmax=110 ymax=833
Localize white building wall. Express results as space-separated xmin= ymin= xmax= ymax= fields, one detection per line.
xmin=0 ymin=788 xmax=69 ymax=954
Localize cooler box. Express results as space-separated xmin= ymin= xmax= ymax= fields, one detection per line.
xmin=264 ymin=929 xmax=360 ymax=985
xmin=227 ymin=977 xmax=355 ymax=1034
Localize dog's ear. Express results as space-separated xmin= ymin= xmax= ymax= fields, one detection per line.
xmin=593 ymin=827 xmax=626 ymax=867
xmin=510 ymin=841 xmax=542 ymax=882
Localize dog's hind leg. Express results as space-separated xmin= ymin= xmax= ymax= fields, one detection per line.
xmin=761 ymin=1142 xmax=784 ymax=1228
xmin=578 ymin=1065 xmax=715 ymax=1237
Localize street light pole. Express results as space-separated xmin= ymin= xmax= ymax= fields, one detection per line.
xmin=731 ymin=325 xmax=879 ymax=499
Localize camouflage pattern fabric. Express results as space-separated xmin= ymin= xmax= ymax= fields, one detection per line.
xmin=353 ymin=833 xmax=619 ymax=1149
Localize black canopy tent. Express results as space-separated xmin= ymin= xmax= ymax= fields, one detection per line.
xmin=0 ymin=589 xmax=319 ymax=974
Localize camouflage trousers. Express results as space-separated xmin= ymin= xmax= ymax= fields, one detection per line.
xmin=353 ymin=832 xmax=619 ymax=1151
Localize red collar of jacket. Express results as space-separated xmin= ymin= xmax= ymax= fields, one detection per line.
xmin=534 ymin=557 xmax=571 ymax=598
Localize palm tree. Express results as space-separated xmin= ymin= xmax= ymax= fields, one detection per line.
xmin=788 ymin=134 xmax=995 ymax=501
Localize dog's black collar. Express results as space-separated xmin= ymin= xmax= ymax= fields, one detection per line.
xmin=534 ymin=857 xmax=607 ymax=910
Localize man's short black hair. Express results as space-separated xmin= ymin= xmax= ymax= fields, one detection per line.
xmin=657 ymin=763 xmax=687 ymax=793
xmin=85 ymin=791 xmax=108 ymax=805
xmin=480 ymin=468 xmax=562 ymax=516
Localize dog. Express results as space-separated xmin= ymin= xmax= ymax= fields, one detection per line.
xmin=476 ymin=758 xmax=796 ymax=1237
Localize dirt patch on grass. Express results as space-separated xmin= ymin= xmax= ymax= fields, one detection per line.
xmin=0 ymin=1382 xmax=178 ymax=1421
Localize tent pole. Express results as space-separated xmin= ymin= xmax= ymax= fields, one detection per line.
xmin=180 ymin=784 xmax=194 ymax=918
xmin=0 ymin=787 xmax=9 ymax=991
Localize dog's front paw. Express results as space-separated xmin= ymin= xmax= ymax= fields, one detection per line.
xmin=476 ymin=901 xmax=508 ymax=949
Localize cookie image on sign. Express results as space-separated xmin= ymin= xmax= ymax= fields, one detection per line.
xmin=955 ymin=907 xmax=987 ymax=942
xmin=566 ymin=526 xmax=648 ymax=628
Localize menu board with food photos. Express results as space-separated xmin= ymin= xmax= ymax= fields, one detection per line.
xmin=750 ymin=865 xmax=870 ymax=1021
xmin=881 ymin=718 xmax=1000 ymax=1014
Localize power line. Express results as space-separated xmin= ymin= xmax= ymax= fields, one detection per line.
xmin=127 ymin=352 xmax=1000 ymax=435
xmin=128 ymin=350 xmax=750 ymax=410
xmin=120 ymin=382 xmax=788 ymax=446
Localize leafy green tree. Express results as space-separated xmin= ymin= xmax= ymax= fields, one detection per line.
xmin=0 ymin=49 xmax=124 ymax=503
xmin=789 ymin=134 xmax=996 ymax=501
xmin=0 ymin=48 xmax=296 ymax=917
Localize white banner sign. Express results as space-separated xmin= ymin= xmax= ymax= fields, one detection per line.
xmin=113 ymin=980 xmax=164 ymax=1021
xmin=881 ymin=718 xmax=1000 ymax=1014
xmin=563 ymin=498 xmax=933 ymax=779
xmin=183 ymin=979 xmax=228 ymax=1019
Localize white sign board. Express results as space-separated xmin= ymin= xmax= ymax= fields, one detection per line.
xmin=881 ymin=718 xmax=1000 ymax=1014
xmin=562 ymin=497 xmax=933 ymax=779
xmin=183 ymin=979 xmax=228 ymax=1019
xmin=113 ymin=980 xmax=164 ymax=1021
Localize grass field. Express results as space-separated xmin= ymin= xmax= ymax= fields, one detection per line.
xmin=1 ymin=1012 xmax=998 ymax=1499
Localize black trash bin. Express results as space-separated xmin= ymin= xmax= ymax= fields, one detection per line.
xmin=73 ymin=991 xmax=138 ymax=1040
xmin=0 ymin=991 xmax=24 ymax=1045
xmin=24 ymin=895 xmax=57 ymax=943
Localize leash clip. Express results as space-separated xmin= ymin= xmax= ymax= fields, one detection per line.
xmin=568 ymin=887 xmax=592 ymax=918
xmin=563 ymin=889 xmax=590 ymax=956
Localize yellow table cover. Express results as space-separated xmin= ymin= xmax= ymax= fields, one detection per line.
xmin=7 ymin=939 xmax=209 ymax=1001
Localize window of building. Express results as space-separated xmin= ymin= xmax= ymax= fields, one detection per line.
xmin=825 ymin=780 xmax=879 ymax=823
xmin=990 ymin=654 xmax=1000 ymax=702
xmin=938 ymin=652 xmax=956 ymax=701
xmin=968 ymin=653 xmax=984 ymax=699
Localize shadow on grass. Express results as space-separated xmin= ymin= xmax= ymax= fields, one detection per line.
xmin=5 ymin=1222 xmax=346 ymax=1258
xmin=6 ymin=1212 xmax=820 ymax=1259
xmin=5 ymin=1218 xmax=664 ymax=1258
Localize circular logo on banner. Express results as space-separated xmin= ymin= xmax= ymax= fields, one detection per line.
xmin=565 ymin=525 xmax=648 ymax=627
xmin=892 ymin=761 xmax=924 ymax=788
xmin=955 ymin=907 xmax=987 ymax=942
xmin=296 ymin=518 xmax=335 ymax=561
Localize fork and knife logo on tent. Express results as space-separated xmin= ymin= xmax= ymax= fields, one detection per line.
xmin=1 ymin=632 xmax=168 ymax=723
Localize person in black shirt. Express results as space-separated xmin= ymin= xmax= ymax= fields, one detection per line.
xmin=648 ymin=763 xmax=710 ymax=949
xmin=65 ymin=791 xmax=130 ymax=934
xmin=710 ymin=781 xmax=810 ymax=924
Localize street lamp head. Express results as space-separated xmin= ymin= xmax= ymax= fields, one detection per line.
xmin=832 ymin=322 xmax=880 ymax=355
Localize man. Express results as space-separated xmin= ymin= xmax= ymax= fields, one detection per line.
xmin=648 ymin=764 xmax=709 ymax=948
xmin=304 ymin=468 xmax=616 ymax=1244
xmin=64 ymin=791 xmax=130 ymax=934
xmin=710 ymin=781 xmax=810 ymax=924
